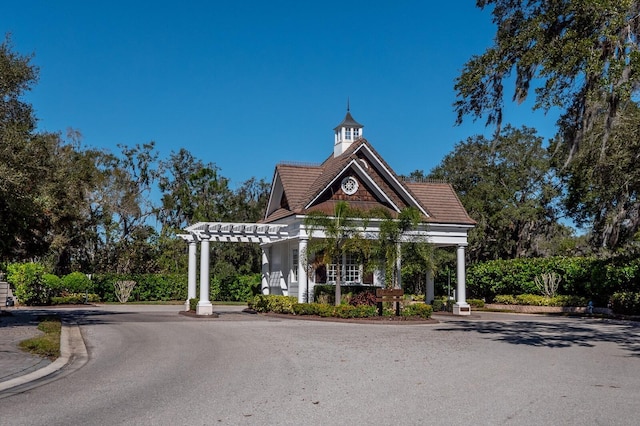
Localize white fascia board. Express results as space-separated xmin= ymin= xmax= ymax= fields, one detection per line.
xmin=303 ymin=159 xmax=401 ymax=212
xmin=264 ymin=171 xmax=283 ymax=220
xmin=354 ymin=144 xmax=430 ymax=217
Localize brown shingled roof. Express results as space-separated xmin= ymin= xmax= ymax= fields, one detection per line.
xmin=263 ymin=138 xmax=475 ymax=227
xmin=405 ymin=182 xmax=476 ymax=225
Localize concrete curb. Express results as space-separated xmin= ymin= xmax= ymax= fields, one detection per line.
xmin=0 ymin=322 xmax=88 ymax=393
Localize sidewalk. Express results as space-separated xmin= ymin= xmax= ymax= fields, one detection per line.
xmin=0 ymin=308 xmax=52 ymax=383
xmin=0 ymin=307 xmax=87 ymax=395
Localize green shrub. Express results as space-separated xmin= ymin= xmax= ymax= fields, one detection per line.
xmin=494 ymin=294 xmax=517 ymax=304
xmin=610 ymin=292 xmax=640 ymax=315
xmin=62 ymin=272 xmax=92 ymax=293
xmin=466 ymin=299 xmax=485 ymax=308
xmin=7 ymin=262 xmax=51 ymax=306
xmin=248 ymin=295 xmax=297 ymax=314
xmin=495 ymin=294 xmax=589 ymax=307
xmin=92 ymin=273 xmax=187 ymax=302
xmin=248 ymin=295 xmax=269 ymax=312
xmin=402 ymin=303 xmax=433 ymax=319
xmin=467 ymin=256 xmax=640 ymax=306
xmin=334 ymin=305 xmax=357 ymax=318
xmin=51 ymin=293 xmax=100 ymax=305
xmin=292 ymin=303 xmax=318 ymax=315
xmin=189 ymin=298 xmax=198 ymax=311
xmin=42 ymin=273 xmax=63 ymax=293
xmin=550 ymin=295 xmax=588 ymax=307
xmin=515 ymin=294 xmax=548 ymax=306
xmin=316 ymin=303 xmax=336 ymax=317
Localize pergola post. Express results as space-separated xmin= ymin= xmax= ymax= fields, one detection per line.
xmin=185 ymin=238 xmax=198 ymax=311
xmin=261 ymin=247 xmax=270 ymax=295
xmin=453 ymin=244 xmax=471 ymax=315
xmin=197 ymin=234 xmax=214 ymax=315
xmin=297 ymin=237 xmax=308 ymax=303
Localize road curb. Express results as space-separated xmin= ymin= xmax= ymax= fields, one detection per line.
xmin=0 ymin=321 xmax=88 ymax=393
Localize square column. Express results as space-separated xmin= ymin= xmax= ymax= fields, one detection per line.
xmin=185 ymin=238 xmax=198 ymax=311
xmin=197 ymin=235 xmax=214 ymax=315
xmin=453 ymin=244 xmax=471 ymax=316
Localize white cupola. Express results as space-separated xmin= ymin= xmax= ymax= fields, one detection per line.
xmin=333 ymin=102 xmax=363 ymax=157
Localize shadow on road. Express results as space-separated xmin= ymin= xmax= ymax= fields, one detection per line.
xmin=439 ymin=319 xmax=640 ymax=357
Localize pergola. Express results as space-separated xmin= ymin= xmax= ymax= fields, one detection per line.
xmin=178 ymin=222 xmax=288 ymax=315
xmin=179 ymin=220 xmax=472 ymax=316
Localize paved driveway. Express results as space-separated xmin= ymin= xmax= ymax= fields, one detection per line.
xmin=0 ymin=306 xmax=638 ymax=425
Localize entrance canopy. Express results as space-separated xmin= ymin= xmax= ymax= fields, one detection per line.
xmin=181 ymin=222 xmax=288 ymax=244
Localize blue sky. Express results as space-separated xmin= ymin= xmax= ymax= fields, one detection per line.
xmin=4 ymin=1 xmax=559 ymax=187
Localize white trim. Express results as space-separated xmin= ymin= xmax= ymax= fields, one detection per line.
xmin=185 ymin=222 xmax=288 ymax=244
xmin=354 ymin=144 xmax=430 ymax=217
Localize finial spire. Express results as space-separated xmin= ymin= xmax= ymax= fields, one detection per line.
xmin=347 ymin=97 xmax=350 ymax=112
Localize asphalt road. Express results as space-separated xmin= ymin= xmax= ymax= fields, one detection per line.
xmin=0 ymin=305 xmax=639 ymax=425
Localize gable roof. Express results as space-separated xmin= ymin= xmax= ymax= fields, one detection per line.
xmin=263 ymin=138 xmax=475 ymax=226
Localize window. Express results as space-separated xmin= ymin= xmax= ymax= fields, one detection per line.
xmin=327 ymin=253 xmax=361 ymax=284
xmin=345 ymin=129 xmax=352 ymax=140
xmin=292 ymin=249 xmax=299 ymax=281
xmin=354 ymin=128 xmax=360 ymax=138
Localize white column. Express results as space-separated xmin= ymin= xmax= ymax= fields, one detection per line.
xmin=297 ymin=238 xmax=308 ymax=303
xmin=395 ymin=242 xmax=402 ymax=289
xmin=426 ymin=268 xmax=435 ymax=305
xmin=197 ymin=234 xmax=214 ymax=315
xmin=261 ymin=247 xmax=270 ymax=295
xmin=453 ymin=244 xmax=471 ymax=316
xmin=185 ymin=239 xmax=198 ymax=311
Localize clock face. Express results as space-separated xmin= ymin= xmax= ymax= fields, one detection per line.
xmin=341 ymin=176 xmax=359 ymax=195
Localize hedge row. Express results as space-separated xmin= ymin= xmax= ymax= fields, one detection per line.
xmin=609 ymin=292 xmax=640 ymax=316
xmin=493 ymin=294 xmax=589 ymax=307
xmin=247 ymin=295 xmax=433 ymax=319
xmin=466 ymin=257 xmax=640 ymax=305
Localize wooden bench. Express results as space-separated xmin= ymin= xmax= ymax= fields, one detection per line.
xmin=376 ymin=288 xmax=404 ymax=316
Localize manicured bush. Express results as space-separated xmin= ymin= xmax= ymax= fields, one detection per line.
xmin=610 ymin=292 xmax=640 ymax=316
xmin=466 ymin=256 xmax=636 ymax=305
xmin=92 ymin=273 xmax=187 ymax=302
xmin=62 ymin=272 xmax=92 ymax=293
xmin=494 ymin=295 xmax=517 ymax=304
xmin=466 ymin=299 xmax=485 ymax=308
xmin=248 ymin=295 xmax=297 ymax=314
xmin=292 ymin=302 xmax=318 ymax=315
xmin=7 ymin=262 xmax=51 ymax=306
xmin=402 ymin=303 xmax=433 ymax=319
xmin=42 ymin=273 xmax=63 ymax=293
xmin=51 ymin=293 xmax=100 ymax=305
xmin=494 ymin=294 xmax=588 ymax=307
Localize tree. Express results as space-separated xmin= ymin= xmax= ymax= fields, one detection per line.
xmin=556 ymin=102 xmax=640 ymax=249
xmin=94 ymin=142 xmax=160 ymax=274
xmin=455 ymin=0 xmax=640 ymax=161
xmin=0 ymin=35 xmax=42 ymax=261
xmin=304 ymin=201 xmax=367 ymax=306
xmin=429 ymin=126 xmax=568 ymax=261
xmin=373 ymin=207 xmax=422 ymax=289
